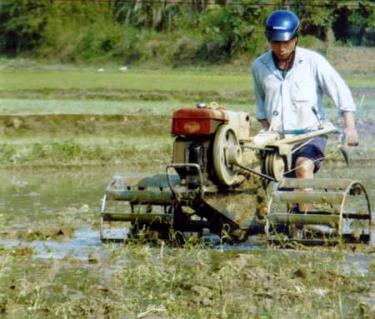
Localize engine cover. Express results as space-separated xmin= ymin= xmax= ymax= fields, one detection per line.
xmin=171 ymin=108 xmax=228 ymax=135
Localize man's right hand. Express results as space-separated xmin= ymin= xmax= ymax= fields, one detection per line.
xmin=259 ymin=119 xmax=270 ymax=130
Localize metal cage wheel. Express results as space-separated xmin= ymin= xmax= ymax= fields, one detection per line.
xmin=338 ymin=182 xmax=372 ymax=243
xmin=266 ymin=178 xmax=372 ymax=244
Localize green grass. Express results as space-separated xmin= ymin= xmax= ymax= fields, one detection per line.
xmin=0 ymin=98 xmax=252 ymax=115
xmin=0 ymin=70 xmax=251 ymax=93
xmin=2 ymin=70 xmax=375 ymax=95
xmin=1 ymin=70 xmax=375 ymax=111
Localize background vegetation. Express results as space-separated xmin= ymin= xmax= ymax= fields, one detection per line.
xmin=1 ymin=0 xmax=375 ymax=66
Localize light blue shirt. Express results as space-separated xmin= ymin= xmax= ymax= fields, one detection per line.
xmin=251 ymin=47 xmax=356 ymax=132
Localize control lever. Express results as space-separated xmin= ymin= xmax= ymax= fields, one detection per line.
xmin=312 ymin=107 xmax=349 ymax=166
xmin=312 ymin=106 xmax=323 ymax=127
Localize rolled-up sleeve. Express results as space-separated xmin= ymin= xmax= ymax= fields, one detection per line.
xmin=251 ymin=63 xmax=267 ymax=120
xmin=315 ymin=55 xmax=356 ymax=113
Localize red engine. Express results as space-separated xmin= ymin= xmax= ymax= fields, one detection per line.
xmin=171 ymin=107 xmax=228 ymax=136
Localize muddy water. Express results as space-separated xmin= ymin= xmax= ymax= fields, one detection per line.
xmin=0 ymin=164 xmax=374 ymax=269
xmin=0 ymin=165 xmax=144 ymax=259
xmin=0 ymin=166 xmax=110 ymax=218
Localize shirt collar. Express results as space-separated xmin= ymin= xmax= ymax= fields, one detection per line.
xmin=260 ymin=46 xmax=304 ymax=79
xmin=293 ymin=46 xmax=304 ymax=66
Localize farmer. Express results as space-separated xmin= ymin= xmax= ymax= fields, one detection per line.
xmin=251 ymin=9 xmax=359 ymax=180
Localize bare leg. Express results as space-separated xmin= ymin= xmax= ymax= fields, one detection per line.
xmin=295 ymin=157 xmax=315 ymax=212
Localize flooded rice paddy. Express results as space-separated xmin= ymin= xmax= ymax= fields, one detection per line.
xmin=1 ymin=163 xmax=374 ymax=258
xmin=0 ymin=166 xmax=130 ymax=259
xmin=0 ymin=164 xmax=374 ymax=318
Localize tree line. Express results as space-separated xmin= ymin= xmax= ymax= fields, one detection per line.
xmin=1 ymin=0 xmax=375 ymax=65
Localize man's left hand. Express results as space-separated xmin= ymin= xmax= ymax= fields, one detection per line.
xmin=342 ymin=111 xmax=359 ymax=146
xmin=344 ymin=127 xmax=359 ymax=146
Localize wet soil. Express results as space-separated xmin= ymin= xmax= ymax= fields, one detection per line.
xmin=0 ymin=163 xmax=374 ymax=317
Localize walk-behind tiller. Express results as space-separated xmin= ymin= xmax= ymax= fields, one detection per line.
xmin=101 ymin=104 xmax=372 ymax=245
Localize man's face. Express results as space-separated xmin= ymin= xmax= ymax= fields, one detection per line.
xmin=269 ymin=37 xmax=297 ymax=61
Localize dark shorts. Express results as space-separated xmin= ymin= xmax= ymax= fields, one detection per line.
xmin=287 ymin=137 xmax=327 ymax=177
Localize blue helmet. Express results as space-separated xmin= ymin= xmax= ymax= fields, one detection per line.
xmin=265 ymin=10 xmax=300 ymax=42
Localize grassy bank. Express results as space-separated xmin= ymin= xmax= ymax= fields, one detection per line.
xmin=2 ymin=69 xmax=375 ymax=102
xmin=0 ymin=136 xmax=171 ymax=168
xmin=0 ymin=99 xmax=251 ymax=115
xmin=0 ymin=70 xmax=250 ymax=92
xmin=0 ymin=112 xmax=374 ymax=167
xmin=0 ymin=69 xmax=252 ymax=105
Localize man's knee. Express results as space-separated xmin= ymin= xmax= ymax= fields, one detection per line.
xmin=295 ymin=157 xmax=315 ymax=178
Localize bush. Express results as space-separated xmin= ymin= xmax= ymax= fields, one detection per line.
xmin=111 ymin=26 xmax=142 ymax=64
xmin=0 ymin=0 xmax=49 ymax=55
xmin=194 ymin=5 xmax=272 ymax=63
xmin=37 ymin=2 xmax=123 ymax=62
xmin=170 ymin=34 xmax=202 ymax=66
xmin=69 ymin=23 xmax=124 ymax=62
xmin=2 ymin=1 xmax=375 ymax=65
